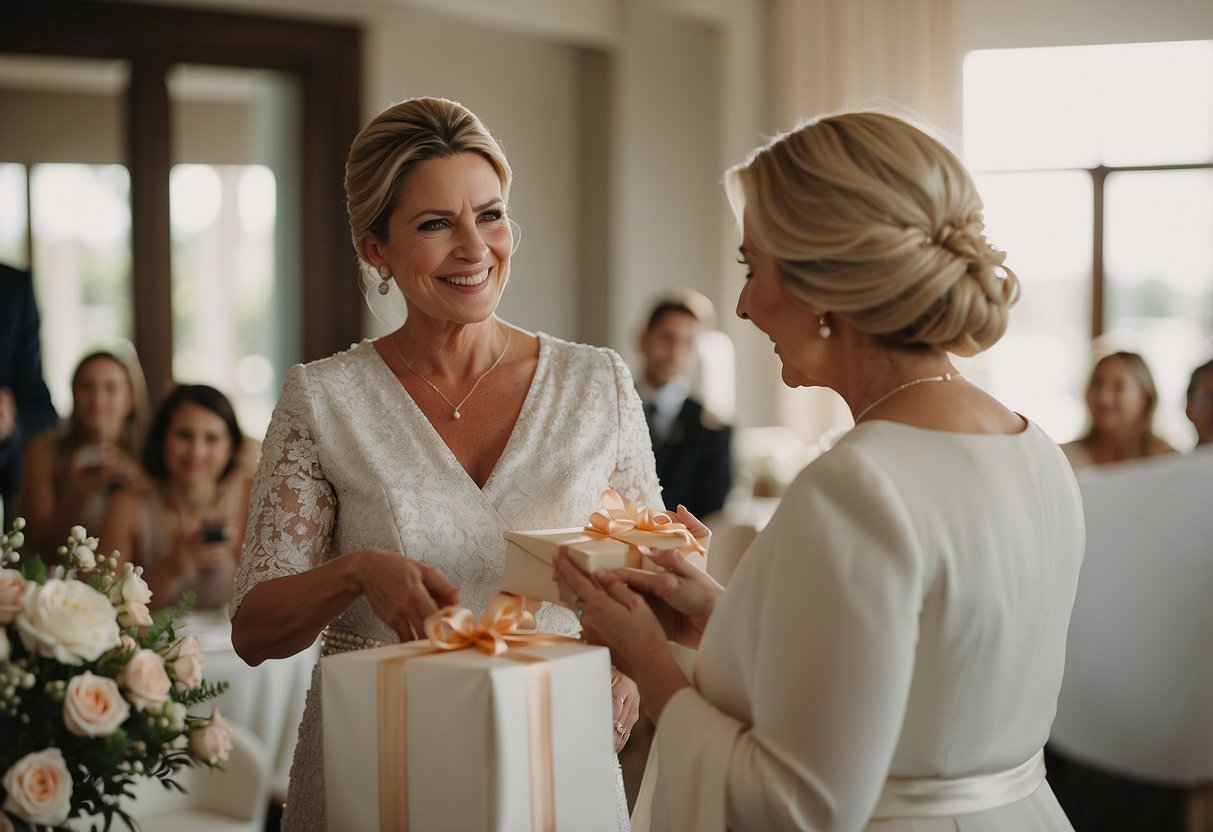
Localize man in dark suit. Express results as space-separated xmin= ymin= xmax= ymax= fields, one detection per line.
xmin=635 ymin=293 xmax=732 ymax=518
xmin=0 ymin=263 xmax=58 ymax=527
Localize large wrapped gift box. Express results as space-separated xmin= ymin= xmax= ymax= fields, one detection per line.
xmin=501 ymin=491 xmax=708 ymax=604
xmin=322 ymin=636 xmax=618 ymax=831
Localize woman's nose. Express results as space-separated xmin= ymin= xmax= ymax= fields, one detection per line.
xmin=735 ymin=285 xmax=750 ymax=320
xmin=454 ymin=221 xmax=489 ymax=261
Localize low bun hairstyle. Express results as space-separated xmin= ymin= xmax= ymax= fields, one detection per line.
xmin=345 ymin=97 xmax=512 ymax=263
xmin=726 ymin=111 xmax=1018 ymax=356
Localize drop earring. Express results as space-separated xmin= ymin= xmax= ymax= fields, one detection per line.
xmin=377 ymin=265 xmax=392 ymax=296
xmin=817 ymin=312 xmax=831 ymax=340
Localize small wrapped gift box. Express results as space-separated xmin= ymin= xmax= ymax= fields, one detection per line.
xmin=322 ymin=602 xmax=619 ymax=831
xmin=501 ymin=490 xmax=708 ymax=604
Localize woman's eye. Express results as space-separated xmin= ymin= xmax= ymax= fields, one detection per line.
xmin=418 ymin=219 xmax=450 ymax=232
xmin=479 ymin=209 xmax=504 ymax=223
xmin=736 ymin=256 xmax=753 ymax=279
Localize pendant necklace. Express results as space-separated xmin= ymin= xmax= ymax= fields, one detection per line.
xmin=853 ymin=372 xmax=962 ymax=423
xmin=390 ymin=325 xmax=512 ymax=420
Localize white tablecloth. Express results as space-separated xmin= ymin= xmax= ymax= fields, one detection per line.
xmin=182 ymin=611 xmax=317 ymax=801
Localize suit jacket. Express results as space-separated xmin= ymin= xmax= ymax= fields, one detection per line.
xmin=651 ymin=396 xmax=732 ymax=518
xmin=0 ymin=264 xmax=57 ymax=522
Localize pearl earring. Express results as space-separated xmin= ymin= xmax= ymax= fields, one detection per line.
xmin=818 ymin=313 xmax=831 ymax=340
xmin=377 ymin=265 xmax=392 ymax=296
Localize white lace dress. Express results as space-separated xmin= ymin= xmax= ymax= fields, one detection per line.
xmin=232 ymin=333 xmax=659 ymax=831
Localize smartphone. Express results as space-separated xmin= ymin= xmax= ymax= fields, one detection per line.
xmin=200 ymin=520 xmax=229 ymax=543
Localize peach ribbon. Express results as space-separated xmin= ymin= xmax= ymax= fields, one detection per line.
xmin=582 ymin=489 xmax=706 ymax=554
xmin=377 ymin=597 xmax=573 ymax=831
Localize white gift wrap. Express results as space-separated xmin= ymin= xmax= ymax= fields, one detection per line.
xmin=502 ymin=528 xmax=708 ymax=604
xmin=322 ymin=639 xmax=619 ymax=831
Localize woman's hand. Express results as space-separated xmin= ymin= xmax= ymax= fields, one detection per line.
xmin=613 ymin=547 xmax=723 ymax=649
xmin=610 ymin=668 xmax=640 ymax=752
xmin=554 ymin=553 xmax=691 ymax=721
xmin=354 ymin=550 xmax=460 ymax=643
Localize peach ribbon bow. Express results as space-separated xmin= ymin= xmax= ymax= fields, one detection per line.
xmin=582 ymin=489 xmax=706 ymax=554
xmin=424 ymin=594 xmax=549 ymax=656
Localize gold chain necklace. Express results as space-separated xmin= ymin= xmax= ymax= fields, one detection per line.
xmin=854 ymin=372 xmax=962 ymax=423
xmin=389 ymin=325 xmax=512 ymax=420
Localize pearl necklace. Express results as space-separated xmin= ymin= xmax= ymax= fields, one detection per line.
xmin=390 ymin=325 xmax=512 ymax=420
xmin=853 ymin=372 xmax=962 ymax=423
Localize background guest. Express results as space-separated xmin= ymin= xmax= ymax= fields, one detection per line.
xmin=0 ymin=263 xmax=58 ymax=528
xmin=1185 ymin=358 xmax=1213 ymax=447
xmin=1061 ymin=350 xmax=1175 ymax=469
xmin=636 ymin=292 xmax=732 ymax=518
xmin=557 ymin=110 xmax=1084 ymax=830
xmin=230 ymin=96 xmax=661 ymax=831
xmin=100 ymin=384 xmax=249 ymax=611
xmin=21 ymin=347 xmax=148 ymax=555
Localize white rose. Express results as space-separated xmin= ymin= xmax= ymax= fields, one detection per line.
xmin=63 ymin=672 xmax=130 ymax=737
xmin=0 ymin=627 xmax=8 ymax=662
xmin=118 ymin=602 xmax=153 ymax=629
xmin=189 ymin=711 xmax=233 ymax=764
xmin=15 ymin=579 xmax=121 ymax=665
xmin=167 ymin=636 xmax=206 ymax=689
xmin=71 ymin=544 xmax=96 ymax=571
xmin=120 ymin=649 xmax=171 ymax=711
xmin=109 ymin=565 xmax=153 ymax=607
xmin=0 ymin=570 xmax=29 ymax=624
xmin=1 ymin=748 xmax=72 ymax=826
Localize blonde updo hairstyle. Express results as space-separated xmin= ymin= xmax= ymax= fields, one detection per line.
xmin=345 ymin=97 xmax=512 ymax=268
xmin=726 ymin=111 xmax=1018 ymax=357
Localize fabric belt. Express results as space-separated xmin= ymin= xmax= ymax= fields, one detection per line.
xmin=870 ymin=749 xmax=1046 ymax=820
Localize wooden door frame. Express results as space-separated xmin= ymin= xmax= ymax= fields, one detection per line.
xmin=0 ymin=0 xmax=362 ymax=400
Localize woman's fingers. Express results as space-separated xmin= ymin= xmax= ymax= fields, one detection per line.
xmin=674 ymin=504 xmax=710 ymax=540
xmin=554 ymin=552 xmax=598 ymax=604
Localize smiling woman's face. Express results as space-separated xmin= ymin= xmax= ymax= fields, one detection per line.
xmin=1087 ymin=355 xmax=1150 ymax=436
xmin=363 ymin=152 xmax=512 ymax=327
xmin=735 ymin=216 xmax=825 ymax=389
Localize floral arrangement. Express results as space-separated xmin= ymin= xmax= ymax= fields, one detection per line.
xmin=0 ymin=519 xmax=231 ymax=832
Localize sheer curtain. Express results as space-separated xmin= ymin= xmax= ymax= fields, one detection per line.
xmin=768 ymin=0 xmax=962 ymax=445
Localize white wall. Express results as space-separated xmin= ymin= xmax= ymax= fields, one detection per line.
xmin=958 ymin=0 xmax=1213 ymax=50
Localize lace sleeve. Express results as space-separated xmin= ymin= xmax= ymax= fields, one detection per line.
xmin=606 ymin=349 xmax=663 ymax=508
xmin=230 ymin=364 xmax=336 ymax=619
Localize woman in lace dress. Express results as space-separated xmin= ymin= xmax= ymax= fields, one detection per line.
xmin=556 ymin=112 xmax=1085 ymax=830
xmin=230 ymin=97 xmax=662 ymax=831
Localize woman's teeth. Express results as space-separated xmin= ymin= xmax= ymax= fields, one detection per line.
xmin=441 ymin=270 xmax=489 ymax=287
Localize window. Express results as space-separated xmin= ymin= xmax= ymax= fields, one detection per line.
xmin=962 ymin=40 xmax=1213 ymax=448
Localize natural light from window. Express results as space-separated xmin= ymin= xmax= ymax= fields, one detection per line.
xmin=962 ymin=40 xmax=1213 ymax=449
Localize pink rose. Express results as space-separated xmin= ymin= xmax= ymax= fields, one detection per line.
xmin=189 ymin=711 xmax=233 ymax=764
xmin=118 ymin=601 xmax=153 ymax=629
xmin=2 ymin=748 xmax=72 ymax=826
xmin=120 ymin=649 xmax=171 ymax=711
xmin=0 ymin=570 xmax=29 ymax=624
xmin=63 ymin=672 xmax=130 ymax=737
xmin=167 ymin=636 xmax=206 ymax=689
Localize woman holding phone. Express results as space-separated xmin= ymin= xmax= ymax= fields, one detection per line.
xmin=100 ymin=384 xmax=251 ymax=611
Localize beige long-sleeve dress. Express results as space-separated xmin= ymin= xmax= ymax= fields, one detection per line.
xmin=636 ymin=419 xmax=1085 ymax=831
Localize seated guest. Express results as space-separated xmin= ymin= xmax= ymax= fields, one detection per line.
xmin=21 ymin=348 xmax=148 ymax=554
xmin=100 ymin=384 xmax=250 ymax=611
xmin=1186 ymin=358 xmax=1213 ymax=447
xmin=557 ymin=110 xmax=1085 ymax=830
xmin=636 ymin=292 xmax=732 ymax=518
xmin=1061 ymin=350 xmax=1175 ymax=469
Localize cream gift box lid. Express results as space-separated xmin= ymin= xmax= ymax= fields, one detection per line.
xmin=321 ymin=638 xmax=619 ymax=832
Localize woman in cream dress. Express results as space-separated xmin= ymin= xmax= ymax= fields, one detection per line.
xmin=231 ymin=97 xmax=657 ymax=831
xmin=556 ymin=112 xmax=1086 ymax=831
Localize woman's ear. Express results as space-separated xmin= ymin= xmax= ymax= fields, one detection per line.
xmin=358 ymin=234 xmax=384 ymax=271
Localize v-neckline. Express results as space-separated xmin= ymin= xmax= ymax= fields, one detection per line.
xmin=370 ymin=332 xmax=548 ymax=498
